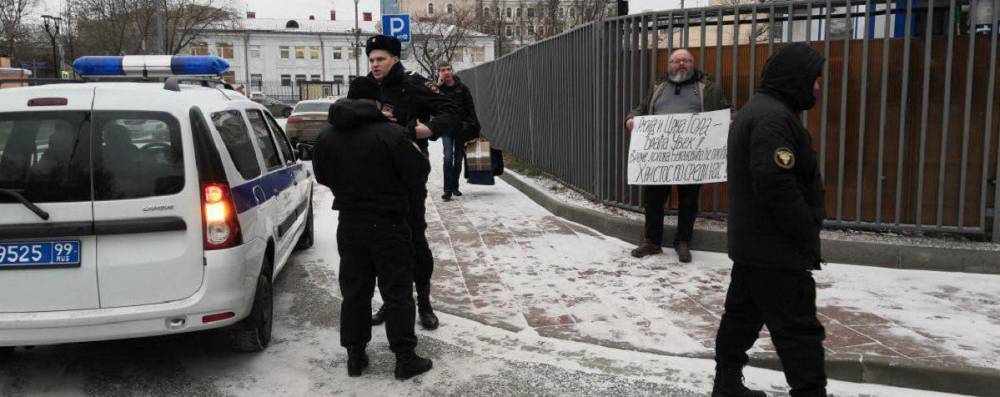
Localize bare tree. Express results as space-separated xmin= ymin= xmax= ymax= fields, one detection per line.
xmin=69 ymin=0 xmax=237 ymax=56
xmin=0 ymin=0 xmax=40 ymax=61
xmin=717 ymin=0 xmax=772 ymax=43
xmin=408 ymin=6 xmax=479 ymax=77
xmin=474 ymin=0 xmax=615 ymax=56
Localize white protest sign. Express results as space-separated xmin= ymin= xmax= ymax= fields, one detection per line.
xmin=627 ymin=109 xmax=730 ymax=185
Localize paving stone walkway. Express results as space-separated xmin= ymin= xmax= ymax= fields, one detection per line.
xmin=418 ymin=148 xmax=1000 ymax=372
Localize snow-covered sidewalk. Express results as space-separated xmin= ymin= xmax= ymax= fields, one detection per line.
xmin=416 ymin=146 xmax=1000 ymax=372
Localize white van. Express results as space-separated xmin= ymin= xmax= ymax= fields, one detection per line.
xmin=0 ymin=56 xmax=314 ymax=357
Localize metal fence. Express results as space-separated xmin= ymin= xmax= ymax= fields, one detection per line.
xmin=459 ymin=0 xmax=1000 ymax=242
xmin=239 ymin=81 xmax=349 ymax=104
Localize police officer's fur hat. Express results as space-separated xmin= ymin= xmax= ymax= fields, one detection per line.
xmin=365 ymin=35 xmax=402 ymax=57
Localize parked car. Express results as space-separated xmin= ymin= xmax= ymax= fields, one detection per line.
xmin=284 ymin=98 xmax=338 ymax=145
xmin=249 ymin=91 xmax=292 ymax=117
xmin=0 ymin=55 xmax=315 ymax=357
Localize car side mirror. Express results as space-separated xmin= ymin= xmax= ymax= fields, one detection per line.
xmin=297 ymin=143 xmax=313 ymax=161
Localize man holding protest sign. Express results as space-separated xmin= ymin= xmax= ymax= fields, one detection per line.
xmin=625 ymin=49 xmax=730 ymax=263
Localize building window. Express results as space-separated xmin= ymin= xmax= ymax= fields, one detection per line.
xmin=215 ymin=43 xmax=234 ymax=59
xmin=483 ymin=7 xmax=489 ymax=17
xmin=505 ymin=25 xmax=512 ymax=37
xmin=248 ymin=45 xmax=261 ymax=59
xmin=279 ymin=46 xmax=290 ymax=59
xmin=472 ymin=46 xmax=485 ymax=62
xmin=428 ymin=3 xmax=434 ymax=14
xmin=505 ymin=8 xmax=511 ymax=18
xmin=527 ymin=7 xmax=534 ymax=18
xmin=516 ymin=25 xmax=521 ymax=36
xmin=189 ymin=42 xmax=209 ymax=56
xmin=333 ymin=75 xmax=344 ymax=84
xmin=569 ymin=7 xmax=575 ymax=18
xmin=310 ymin=46 xmax=320 ymax=60
xmin=559 ymin=8 xmax=565 ymax=18
xmin=528 ymin=25 xmax=535 ymax=35
xmin=250 ymin=74 xmax=262 ymax=89
xmin=310 ymin=74 xmax=321 ymax=81
xmin=516 ymin=7 xmax=522 ymax=18
xmin=363 ymin=12 xmax=373 ymax=21
xmin=280 ymin=74 xmax=291 ymax=86
xmin=330 ymin=10 xmax=336 ymax=21
xmin=294 ymin=74 xmax=307 ymax=86
xmin=333 ymin=47 xmax=343 ymax=60
xmin=295 ymin=46 xmax=306 ymax=59
xmin=447 ymin=3 xmax=453 ymax=13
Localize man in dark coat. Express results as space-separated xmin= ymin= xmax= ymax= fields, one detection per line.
xmin=436 ymin=61 xmax=481 ymax=201
xmin=312 ymin=77 xmax=433 ymax=380
xmin=712 ymin=43 xmax=828 ymax=397
xmin=365 ymin=34 xmax=460 ymax=331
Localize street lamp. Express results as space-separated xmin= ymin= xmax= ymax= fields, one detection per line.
xmin=41 ymin=15 xmax=63 ymax=78
xmin=353 ymin=0 xmax=361 ymax=77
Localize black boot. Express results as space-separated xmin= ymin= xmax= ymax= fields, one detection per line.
xmin=371 ymin=305 xmax=386 ymax=325
xmin=711 ymin=366 xmax=767 ymax=397
xmin=442 ymin=191 xmax=452 ymax=201
xmin=452 ymin=189 xmax=462 ymax=197
xmin=346 ymin=345 xmax=369 ymax=377
xmin=416 ymin=284 xmax=439 ymax=330
xmin=395 ymin=351 xmax=433 ymax=380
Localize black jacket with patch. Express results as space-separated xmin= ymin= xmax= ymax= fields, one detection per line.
xmin=438 ymin=77 xmax=481 ymax=144
xmin=312 ymin=98 xmax=429 ymax=222
xmin=372 ymin=63 xmax=461 ymax=152
xmin=727 ymin=43 xmax=826 ymax=270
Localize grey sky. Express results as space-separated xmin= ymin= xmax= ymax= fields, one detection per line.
xmin=38 ymin=0 xmax=381 ymax=20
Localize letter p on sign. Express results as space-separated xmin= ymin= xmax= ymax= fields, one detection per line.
xmin=382 ymin=14 xmax=411 ymax=43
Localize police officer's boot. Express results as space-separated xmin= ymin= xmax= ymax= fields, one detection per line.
xmin=346 ymin=344 xmax=369 ymax=377
xmin=371 ymin=305 xmax=386 ymax=325
xmin=711 ymin=366 xmax=767 ymax=397
xmin=416 ymin=283 xmax=439 ymax=330
xmin=394 ymin=351 xmax=433 ymax=380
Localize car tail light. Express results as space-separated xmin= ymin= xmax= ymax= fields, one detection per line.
xmin=202 ymin=182 xmax=243 ymax=250
xmin=287 ymin=117 xmax=303 ymax=123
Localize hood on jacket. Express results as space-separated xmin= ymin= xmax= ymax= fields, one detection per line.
xmin=329 ymin=98 xmax=387 ymax=130
xmin=757 ymin=43 xmax=826 ymax=112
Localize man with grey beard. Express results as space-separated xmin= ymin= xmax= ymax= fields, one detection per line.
xmin=625 ymin=49 xmax=730 ymax=263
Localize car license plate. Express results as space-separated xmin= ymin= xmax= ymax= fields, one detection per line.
xmin=0 ymin=241 xmax=81 ymax=269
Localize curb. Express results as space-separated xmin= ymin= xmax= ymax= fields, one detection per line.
xmin=499 ymin=171 xmax=1000 ymax=275
xmin=496 ymin=171 xmax=1000 ymax=395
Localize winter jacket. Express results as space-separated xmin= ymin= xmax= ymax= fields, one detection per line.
xmin=727 ymin=43 xmax=827 ymax=270
xmin=438 ymin=77 xmax=481 ymax=144
xmin=372 ymin=62 xmax=461 ymax=152
xmin=312 ymin=98 xmax=430 ymax=222
xmin=627 ymin=70 xmax=730 ymax=120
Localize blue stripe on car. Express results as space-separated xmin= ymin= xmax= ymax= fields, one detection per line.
xmin=230 ymin=163 xmax=305 ymax=213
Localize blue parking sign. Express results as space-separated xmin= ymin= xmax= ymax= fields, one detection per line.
xmin=382 ymin=14 xmax=411 ymax=43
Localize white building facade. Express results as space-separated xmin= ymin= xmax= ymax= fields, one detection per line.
xmin=190 ymin=17 xmax=496 ymax=101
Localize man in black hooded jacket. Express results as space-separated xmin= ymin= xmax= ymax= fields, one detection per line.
xmin=312 ymin=77 xmax=433 ymax=380
xmin=712 ymin=43 xmax=828 ymax=397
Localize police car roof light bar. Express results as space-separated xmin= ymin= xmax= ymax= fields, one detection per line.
xmin=73 ymin=55 xmax=230 ymax=78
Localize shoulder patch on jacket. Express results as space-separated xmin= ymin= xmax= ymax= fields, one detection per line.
xmin=774 ymin=147 xmax=795 ymax=169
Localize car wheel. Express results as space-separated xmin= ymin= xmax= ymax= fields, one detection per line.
xmin=229 ymin=268 xmax=273 ymax=352
xmin=294 ymin=197 xmax=314 ymax=251
xmin=0 ymin=347 xmax=13 ymax=362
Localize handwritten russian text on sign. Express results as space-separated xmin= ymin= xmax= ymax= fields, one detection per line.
xmin=627 ymin=109 xmax=730 ymax=185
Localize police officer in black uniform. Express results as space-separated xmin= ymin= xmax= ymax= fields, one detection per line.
xmin=365 ymin=35 xmax=460 ymax=331
xmin=312 ymin=77 xmax=433 ymax=380
xmin=713 ymin=43 xmax=828 ymax=397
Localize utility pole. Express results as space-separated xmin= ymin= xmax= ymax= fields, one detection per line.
xmin=156 ymin=0 xmax=167 ymax=53
xmin=354 ymin=0 xmax=361 ymax=78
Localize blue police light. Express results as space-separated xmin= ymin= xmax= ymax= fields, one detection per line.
xmin=73 ymin=55 xmax=230 ymax=77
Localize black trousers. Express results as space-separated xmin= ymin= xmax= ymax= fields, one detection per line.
xmin=337 ymin=221 xmax=417 ymax=354
xmin=408 ymin=193 xmax=434 ymax=291
xmin=715 ymin=264 xmax=827 ymax=397
xmin=642 ymin=184 xmax=702 ymax=245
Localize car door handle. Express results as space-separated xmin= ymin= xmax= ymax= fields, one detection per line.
xmin=252 ymin=186 xmax=266 ymax=204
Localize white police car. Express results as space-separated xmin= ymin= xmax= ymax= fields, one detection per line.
xmin=0 ymin=56 xmax=314 ymax=356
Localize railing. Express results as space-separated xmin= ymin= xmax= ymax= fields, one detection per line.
xmin=238 ymin=81 xmax=349 ymax=104
xmin=459 ymin=0 xmax=1000 ymax=242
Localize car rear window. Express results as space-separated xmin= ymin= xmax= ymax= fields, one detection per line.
xmin=293 ymin=102 xmax=333 ymax=113
xmin=212 ymin=110 xmax=261 ymax=180
xmin=0 ymin=111 xmax=92 ymax=203
xmin=92 ymin=111 xmax=185 ymax=200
